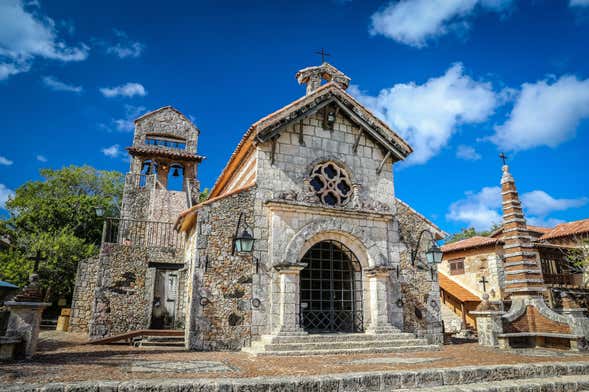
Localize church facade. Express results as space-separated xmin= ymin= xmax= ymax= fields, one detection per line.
xmin=70 ymin=63 xmax=446 ymax=353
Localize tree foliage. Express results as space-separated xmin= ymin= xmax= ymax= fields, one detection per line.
xmin=445 ymin=224 xmax=501 ymax=244
xmin=198 ymin=187 xmax=210 ymax=203
xmin=0 ymin=165 xmax=123 ymax=302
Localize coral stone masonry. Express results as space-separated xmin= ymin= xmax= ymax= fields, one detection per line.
xmin=70 ymin=62 xmax=448 ymax=354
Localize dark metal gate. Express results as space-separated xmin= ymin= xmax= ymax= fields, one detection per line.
xmin=300 ymin=240 xmax=363 ymax=333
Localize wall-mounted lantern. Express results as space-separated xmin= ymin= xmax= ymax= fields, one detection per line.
xmin=410 ymin=229 xmax=443 ymax=280
xmin=94 ymin=206 xmax=105 ymax=217
xmin=232 ymin=212 xmax=255 ymax=254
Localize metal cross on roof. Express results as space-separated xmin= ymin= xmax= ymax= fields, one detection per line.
xmin=315 ymin=48 xmax=331 ymax=63
xmin=499 ymin=152 xmax=508 ymax=165
xmin=479 ymin=276 xmax=489 ymax=293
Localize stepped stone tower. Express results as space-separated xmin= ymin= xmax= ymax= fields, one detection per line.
xmin=473 ymin=164 xmax=589 ymax=351
xmin=500 ymin=165 xmax=544 ymax=296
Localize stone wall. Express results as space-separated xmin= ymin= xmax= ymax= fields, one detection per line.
xmin=133 ymin=107 xmax=199 ymax=153
xmin=395 ymin=201 xmax=444 ymax=344
xmin=251 ymin=110 xmax=401 ymax=336
xmin=440 ymin=248 xmax=504 ymax=301
xmin=186 ymin=187 xmax=255 ymax=350
xmin=69 ymin=256 xmax=99 ymax=333
xmin=89 ymin=243 xmax=184 ymax=338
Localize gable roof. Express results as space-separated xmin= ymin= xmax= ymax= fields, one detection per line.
xmin=438 ymin=273 xmax=480 ymax=302
xmin=210 ymin=82 xmax=412 ymax=197
xmin=539 ymin=218 xmax=589 ymax=241
xmin=442 ymin=236 xmax=500 ymax=253
xmin=134 ymin=106 xmax=198 ymax=132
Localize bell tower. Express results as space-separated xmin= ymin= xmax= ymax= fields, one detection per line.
xmin=121 ymin=106 xmax=205 ymax=223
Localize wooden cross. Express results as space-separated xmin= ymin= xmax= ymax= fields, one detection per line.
xmin=315 ymin=48 xmax=331 ymax=63
xmin=479 ymin=276 xmax=489 ymax=292
xmin=499 ymin=152 xmax=508 ymax=165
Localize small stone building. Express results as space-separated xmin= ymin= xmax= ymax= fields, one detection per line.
xmin=71 ymin=62 xmax=447 ymax=353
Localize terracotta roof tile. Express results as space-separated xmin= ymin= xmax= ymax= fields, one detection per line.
xmin=127 ymin=146 xmax=205 ymax=161
xmin=438 ymin=273 xmax=480 ymax=302
xmin=526 ymin=225 xmax=552 ymax=234
xmin=441 ymin=236 xmax=499 ymax=253
xmin=539 ymin=218 xmax=589 ymax=241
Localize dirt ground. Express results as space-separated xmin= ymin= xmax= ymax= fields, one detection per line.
xmin=2 ymin=331 xmax=589 ymax=385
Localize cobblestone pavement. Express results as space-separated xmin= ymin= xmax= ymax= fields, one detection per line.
xmin=2 ymin=331 xmax=589 ymax=385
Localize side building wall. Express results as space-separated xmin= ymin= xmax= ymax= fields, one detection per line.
xmin=185 ymin=187 xmax=256 ymax=350
xmin=88 ymin=244 xmax=184 ymax=338
xmin=395 ymin=201 xmax=444 ymax=344
xmin=69 ymin=256 xmax=99 ymax=333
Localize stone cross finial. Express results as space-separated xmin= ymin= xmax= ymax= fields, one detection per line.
xmin=296 ymin=63 xmax=351 ymax=95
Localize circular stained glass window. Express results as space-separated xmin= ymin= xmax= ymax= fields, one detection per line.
xmin=309 ymin=162 xmax=352 ymax=206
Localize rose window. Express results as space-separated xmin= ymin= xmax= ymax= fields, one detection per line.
xmin=309 ymin=162 xmax=352 ymax=206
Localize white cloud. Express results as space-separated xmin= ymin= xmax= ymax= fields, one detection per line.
xmin=0 ymin=184 xmax=14 ymax=209
xmin=350 ymin=63 xmax=497 ymax=165
xmin=36 ymin=154 xmax=47 ymax=162
xmin=570 ymin=0 xmax=589 ymax=7
xmin=456 ymin=144 xmax=481 ymax=160
xmin=521 ymin=190 xmax=588 ymax=217
xmin=446 ymin=186 xmax=502 ymax=231
xmin=0 ymin=0 xmax=88 ymax=80
xmin=100 ymin=82 xmax=147 ymax=98
xmin=491 ymin=75 xmax=589 ymax=151
xmin=100 ymin=105 xmax=145 ymax=133
xmin=447 ymin=186 xmax=588 ymax=230
xmin=42 ymin=75 xmax=82 ymax=93
xmin=106 ymin=29 xmax=144 ymax=59
xmin=369 ymin=0 xmax=514 ymax=47
xmin=101 ymin=144 xmax=123 ymax=158
xmin=0 ymin=156 xmax=13 ymax=166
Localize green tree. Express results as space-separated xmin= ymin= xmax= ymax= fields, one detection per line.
xmin=0 ymin=165 xmax=123 ymax=302
xmin=199 ymin=187 xmax=210 ymax=203
xmin=445 ymin=224 xmax=501 ymax=244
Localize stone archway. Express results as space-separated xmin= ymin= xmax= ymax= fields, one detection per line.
xmin=281 ymin=218 xmax=377 ymax=269
xmin=299 ymin=240 xmax=364 ymax=333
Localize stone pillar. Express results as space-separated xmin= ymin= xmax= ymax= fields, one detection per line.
xmin=471 ymin=295 xmax=505 ymax=348
xmin=366 ymin=266 xmax=397 ymax=334
xmin=274 ymin=263 xmax=307 ymax=336
xmin=5 ymin=301 xmax=50 ymax=359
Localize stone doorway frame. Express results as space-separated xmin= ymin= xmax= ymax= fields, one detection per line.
xmin=299 ymin=240 xmax=364 ymax=334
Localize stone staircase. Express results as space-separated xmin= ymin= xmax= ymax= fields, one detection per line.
xmin=243 ymin=331 xmax=439 ymax=356
xmin=139 ymin=335 xmax=185 ymax=348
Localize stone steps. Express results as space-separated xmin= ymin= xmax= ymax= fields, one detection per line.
xmin=261 ymin=332 xmax=419 ymax=344
xmin=139 ymin=336 xmax=185 ymax=348
xmin=255 ymin=338 xmax=430 ymax=351
xmin=244 ymin=332 xmax=438 ymax=356
xmin=244 ymin=344 xmax=440 ymax=356
xmin=393 ymin=375 xmax=589 ymax=391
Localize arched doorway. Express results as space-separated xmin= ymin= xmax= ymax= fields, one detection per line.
xmin=300 ymin=240 xmax=363 ymax=333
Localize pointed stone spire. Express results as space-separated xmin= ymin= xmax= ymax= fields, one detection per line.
xmin=500 ymin=164 xmax=545 ymax=297
xmin=296 ymin=62 xmax=351 ymax=95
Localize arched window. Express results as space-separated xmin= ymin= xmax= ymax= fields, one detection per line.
xmin=166 ymin=163 xmax=184 ymax=191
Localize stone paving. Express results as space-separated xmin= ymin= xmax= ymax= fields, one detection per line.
xmin=2 ymin=331 xmax=589 ymax=386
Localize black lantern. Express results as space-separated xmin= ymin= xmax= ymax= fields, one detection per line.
xmin=94 ymin=206 xmax=105 ymax=217
xmin=425 ymin=243 xmax=443 ymax=265
xmin=232 ymin=212 xmax=256 ymax=254
xmin=234 ymin=229 xmax=255 ymax=253
xmin=172 ymin=167 xmax=180 ymax=177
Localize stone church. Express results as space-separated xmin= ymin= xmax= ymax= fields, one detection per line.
xmin=70 ymin=62 xmax=446 ymax=354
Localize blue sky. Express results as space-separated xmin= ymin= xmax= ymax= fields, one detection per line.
xmin=1 ymin=0 xmax=588 ymax=235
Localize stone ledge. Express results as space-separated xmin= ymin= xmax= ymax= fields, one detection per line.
xmin=6 ymin=361 xmax=589 ymax=391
